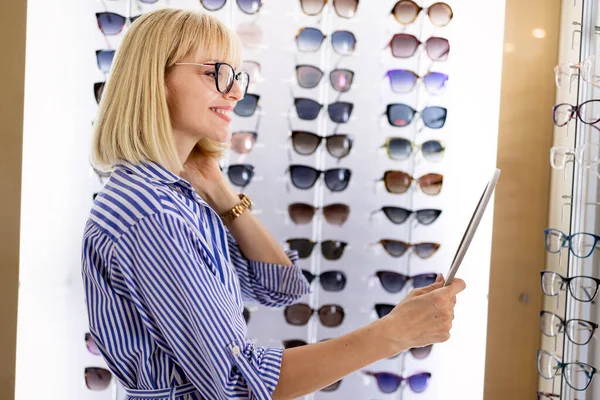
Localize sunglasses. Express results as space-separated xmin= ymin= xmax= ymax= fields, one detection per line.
xmin=382 ymin=138 xmax=445 ymax=162
xmin=227 ymin=164 xmax=254 ymax=187
xmin=552 ymin=99 xmax=600 ymax=126
xmin=302 ymin=269 xmax=347 ymax=291
xmin=540 ymin=310 xmax=598 ymax=346
xmin=388 ymin=34 xmax=450 ymax=61
xmin=377 ymin=239 xmax=440 ymax=258
xmin=391 ymin=0 xmax=453 ymax=27
xmin=85 ymin=333 xmax=101 ymax=356
xmin=296 ymin=28 xmax=357 ymax=55
xmin=550 ymin=144 xmax=600 ymax=170
xmin=386 ymin=69 xmax=448 ymax=95
xmin=375 ymin=271 xmax=437 ymax=293
xmin=373 ymin=207 xmax=442 ymax=225
xmin=288 ymin=202 xmax=350 ymax=226
xmin=85 ymin=367 xmax=112 ymax=390
xmin=96 ymin=50 xmax=115 ymax=74
xmin=363 ymin=371 xmax=431 ymax=394
xmin=299 ymin=0 xmax=359 ymax=18
xmin=94 ymin=82 xmax=105 ymax=104
xmin=286 ymin=238 xmax=348 ymax=260
xmin=544 ymin=228 xmax=600 ymax=258
xmin=295 ymin=98 xmax=354 ymax=123
xmin=380 ymin=170 xmax=444 ymax=195
xmin=537 ymin=349 xmax=598 ymax=391
xmin=555 ymin=54 xmax=600 ymax=89
xmin=386 ymin=104 xmax=447 ymax=129
xmin=291 ymin=131 xmax=353 ymax=159
xmin=231 ymin=131 xmax=257 ymax=154
xmin=296 ymin=65 xmax=355 ymax=92
xmin=175 ymin=62 xmax=250 ymax=99
xmin=96 ymin=12 xmax=142 ymax=36
xmin=234 ymin=93 xmax=260 ymax=116
xmin=200 ymin=0 xmax=263 ymax=14
xmin=541 ymin=271 xmax=600 ymax=303
xmin=289 ymin=165 xmax=352 ymax=191
xmin=284 ymin=303 xmax=345 ymax=327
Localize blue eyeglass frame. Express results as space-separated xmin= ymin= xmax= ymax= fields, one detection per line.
xmin=544 ymin=228 xmax=600 ymax=258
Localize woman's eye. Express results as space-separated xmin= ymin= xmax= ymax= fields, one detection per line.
xmin=205 ymin=72 xmax=217 ymax=79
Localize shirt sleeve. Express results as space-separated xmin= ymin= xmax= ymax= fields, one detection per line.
xmin=112 ymin=212 xmax=284 ymax=400
xmin=226 ymin=230 xmax=311 ymax=306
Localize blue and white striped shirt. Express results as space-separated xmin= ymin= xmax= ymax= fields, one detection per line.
xmin=81 ymin=160 xmax=311 ymax=400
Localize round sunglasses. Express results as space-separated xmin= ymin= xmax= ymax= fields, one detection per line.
xmin=296 ymin=27 xmax=357 ymax=55
xmin=380 ymin=170 xmax=444 ymax=195
xmin=373 ymin=207 xmax=442 ymax=225
xmin=388 ymin=34 xmax=450 ymax=61
xmin=289 ymin=165 xmax=352 ymax=192
xmin=284 ymin=303 xmax=345 ymax=327
xmin=299 ymin=0 xmax=359 ymax=18
xmin=295 ymin=98 xmax=354 ymax=123
xmin=385 ymin=104 xmax=447 ymax=129
xmin=296 ymin=65 xmax=355 ymax=92
xmin=386 ymin=69 xmax=448 ymax=95
xmin=291 ymin=131 xmax=353 ymax=159
xmin=286 ymin=238 xmax=348 ymax=260
xmin=288 ymin=202 xmax=350 ymax=226
xmin=375 ymin=271 xmax=437 ymax=293
xmin=302 ymin=269 xmax=347 ymax=291
xmin=200 ymin=0 xmax=263 ymax=14
xmin=382 ymin=138 xmax=445 ymax=162
xmin=391 ymin=0 xmax=453 ymax=27
xmin=377 ymin=239 xmax=440 ymax=258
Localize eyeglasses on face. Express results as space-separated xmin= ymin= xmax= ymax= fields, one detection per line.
xmin=296 ymin=27 xmax=357 ymax=55
xmin=537 ymin=349 xmax=599 ymax=391
xmin=376 ymin=239 xmax=440 ymax=259
xmin=200 ymin=0 xmax=263 ymax=14
xmin=544 ymin=228 xmax=600 ymax=258
xmin=540 ymin=310 xmax=599 ymax=345
xmin=174 ymin=62 xmax=250 ymax=99
xmin=287 ymin=202 xmax=350 ymax=226
xmin=372 ymin=207 xmax=442 ymax=225
xmin=390 ymin=0 xmax=453 ymax=27
xmin=540 ymin=270 xmax=600 ymax=303
xmin=552 ymin=99 xmax=600 ymax=127
xmin=299 ymin=0 xmax=359 ymax=18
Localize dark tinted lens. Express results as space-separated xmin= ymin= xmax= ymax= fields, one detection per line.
xmin=422 ymin=106 xmax=447 ymax=129
xmin=333 ymin=0 xmax=359 ymax=18
xmin=282 ymin=339 xmax=308 ymax=348
xmin=286 ymin=238 xmax=316 ymax=258
xmin=412 ymin=273 xmax=437 ymax=288
xmin=295 ymin=98 xmax=323 ymax=120
xmin=296 ymin=65 xmax=324 ymax=88
xmin=85 ymin=367 xmax=112 ymax=390
xmin=290 ymin=165 xmax=320 ymax=189
xmin=415 ymin=209 xmax=441 ymax=225
xmin=377 ymin=271 xmax=409 ymax=293
xmin=318 ymin=304 xmax=345 ymax=327
xmin=96 ymin=12 xmax=126 ymax=36
xmin=302 ymin=269 xmax=316 ymax=283
xmin=94 ymin=82 xmax=105 ymax=104
xmin=323 ymin=168 xmax=351 ymax=191
xmin=321 ymin=380 xmax=342 ymax=392
xmin=381 ymin=240 xmax=409 ymax=257
xmin=243 ymin=307 xmax=250 ymax=323
xmin=85 ymin=333 xmax=101 ymax=355
xmin=234 ymin=94 xmax=259 ymax=116
xmin=387 ymin=104 xmax=416 ymax=127
xmin=390 ymin=33 xmax=420 ymax=58
xmin=423 ymin=72 xmax=448 ymax=94
xmin=386 ymin=69 xmax=418 ymax=93
xmin=300 ymin=0 xmax=326 ymax=15
xmin=328 ymin=102 xmax=353 ymax=123
xmin=331 ymin=30 xmax=356 ymax=55
xmin=325 ymin=134 xmax=352 ymax=158
xmin=237 ymin=0 xmax=262 ymax=14
xmin=285 ymin=303 xmax=314 ymax=325
xmin=421 ymin=140 xmax=445 ymax=161
xmin=414 ymin=243 xmax=440 ymax=258
xmin=330 ymin=69 xmax=354 ymax=92
xmin=381 ymin=206 xmax=411 ymax=224
xmin=407 ymin=372 xmax=431 ymax=393
xmin=319 ymin=271 xmax=347 ymax=291
xmin=425 ymin=37 xmax=450 ymax=61
xmin=292 ymin=131 xmax=322 ymax=155
xmin=288 ymin=203 xmax=316 ymax=224
xmin=201 ymin=0 xmax=227 ymax=10
xmin=297 ymin=27 xmax=325 ymax=52
xmin=96 ymin=50 xmax=115 ymax=73
xmin=376 ymin=372 xmax=402 ymax=393
xmin=410 ymin=344 xmax=433 ymax=359
xmin=231 ymin=131 xmax=257 ymax=154
xmin=375 ymin=303 xmax=395 ymax=318
xmin=322 ymin=203 xmax=350 ymax=225
xmin=228 ymin=164 xmax=254 ymax=186
xmin=387 ymin=137 xmax=413 ymax=160
xmin=321 ymin=240 xmax=347 ymax=260
xmin=383 ymin=170 xmax=412 ymax=194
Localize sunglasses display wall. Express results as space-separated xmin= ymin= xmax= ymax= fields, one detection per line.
xmin=537 ymin=0 xmax=600 ymax=398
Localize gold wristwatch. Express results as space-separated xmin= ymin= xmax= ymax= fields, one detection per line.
xmin=220 ymin=194 xmax=253 ymax=225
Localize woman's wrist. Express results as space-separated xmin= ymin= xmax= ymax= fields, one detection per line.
xmin=194 ymin=178 xmax=240 ymax=215
xmin=370 ymin=317 xmax=409 ymax=359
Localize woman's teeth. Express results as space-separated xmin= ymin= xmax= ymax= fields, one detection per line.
xmin=210 ymin=108 xmax=230 ymax=116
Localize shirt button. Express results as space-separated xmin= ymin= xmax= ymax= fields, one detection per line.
xmin=232 ymin=345 xmax=241 ymax=356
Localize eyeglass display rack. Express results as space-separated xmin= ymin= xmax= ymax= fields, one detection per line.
xmin=538 ymin=0 xmax=600 ymax=399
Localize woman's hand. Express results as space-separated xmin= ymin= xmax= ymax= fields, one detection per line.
xmin=180 ymin=145 xmax=239 ymax=214
xmin=379 ymin=275 xmax=466 ymax=356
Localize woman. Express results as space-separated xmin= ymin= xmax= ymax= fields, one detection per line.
xmin=82 ymin=8 xmax=466 ymax=400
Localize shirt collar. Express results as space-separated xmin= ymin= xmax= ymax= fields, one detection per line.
xmin=116 ymin=159 xmax=183 ymax=184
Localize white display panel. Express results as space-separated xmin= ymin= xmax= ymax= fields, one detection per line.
xmin=16 ymin=0 xmax=505 ymax=399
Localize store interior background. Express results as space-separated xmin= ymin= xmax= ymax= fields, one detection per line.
xmin=0 ymin=0 xmax=567 ymax=399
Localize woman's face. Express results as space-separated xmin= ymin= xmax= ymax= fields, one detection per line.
xmin=165 ymin=49 xmax=243 ymax=144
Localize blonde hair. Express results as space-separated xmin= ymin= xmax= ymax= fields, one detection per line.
xmin=91 ymin=8 xmax=242 ymax=173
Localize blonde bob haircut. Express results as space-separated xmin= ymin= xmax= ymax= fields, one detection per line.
xmin=91 ymin=8 xmax=242 ymax=174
